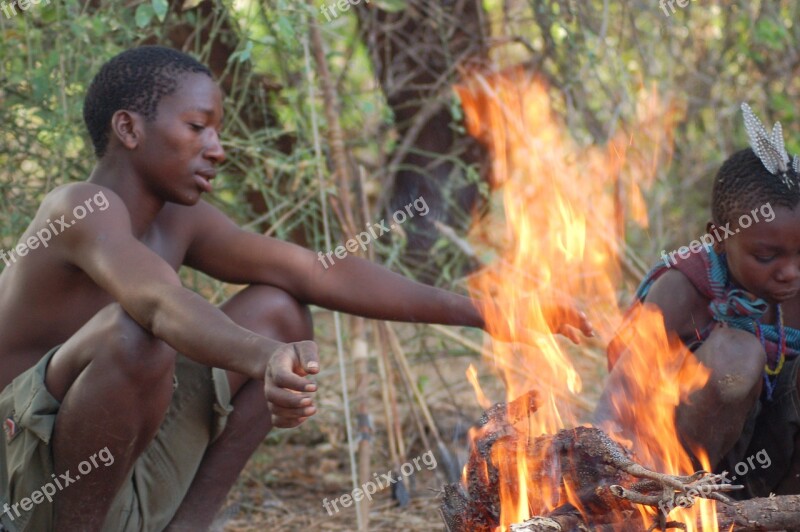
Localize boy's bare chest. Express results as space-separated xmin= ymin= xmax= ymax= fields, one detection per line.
xmin=139 ymin=219 xmax=191 ymax=271
xmin=5 ymin=216 xmax=190 ymax=346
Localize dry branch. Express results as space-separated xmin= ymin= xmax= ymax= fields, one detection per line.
xmin=508 ymin=497 xmax=800 ymax=532
xmin=715 ymin=495 xmax=800 ymax=531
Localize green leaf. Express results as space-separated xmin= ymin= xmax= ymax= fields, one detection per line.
xmin=91 ymin=17 xmax=105 ymax=36
xmin=151 ymin=0 xmax=168 ymax=22
xmin=372 ymin=0 xmax=407 ymax=12
xmin=770 ymin=93 xmax=793 ymax=117
xmin=135 ymin=3 xmax=154 ymax=28
xmin=240 ymin=40 xmax=253 ymax=62
xmin=449 ymin=94 xmax=463 ymax=122
xmin=754 ymin=19 xmax=787 ymax=51
xmin=228 ymin=41 xmax=253 ymax=65
xmin=40 ymin=4 xmax=59 ymax=24
xmin=258 ymin=34 xmax=275 ymax=45
xmin=276 ymin=15 xmax=294 ymax=41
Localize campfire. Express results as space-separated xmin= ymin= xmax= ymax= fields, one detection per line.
xmin=440 ymin=70 xmax=800 ymax=531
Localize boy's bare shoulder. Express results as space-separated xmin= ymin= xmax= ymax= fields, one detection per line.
xmin=43 ymin=181 xmax=116 ymax=200
xmin=23 ymin=184 xmax=133 ymax=263
xmin=644 ymin=268 xmax=711 ymax=341
xmin=40 ymin=182 xmax=124 ymax=220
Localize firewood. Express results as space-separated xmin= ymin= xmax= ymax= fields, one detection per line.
xmin=440 ymin=390 xmax=800 ymax=532
xmin=716 ymin=494 xmax=800 ymax=531
xmin=505 ymin=497 xmax=800 ymax=532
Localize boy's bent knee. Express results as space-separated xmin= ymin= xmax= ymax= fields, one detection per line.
xmin=237 ymin=285 xmax=313 ymax=342
xmin=47 ymin=304 xmax=176 ymax=400
xmin=103 ymin=304 xmax=177 ymax=382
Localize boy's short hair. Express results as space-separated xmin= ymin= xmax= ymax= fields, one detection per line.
xmin=712 ymin=148 xmax=800 ymax=225
xmin=83 ymin=46 xmax=212 ymax=158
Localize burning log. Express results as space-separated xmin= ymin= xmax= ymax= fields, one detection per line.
xmin=440 ymin=391 xmax=800 ymax=532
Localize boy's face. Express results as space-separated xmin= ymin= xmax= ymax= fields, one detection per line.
xmin=720 ymin=205 xmax=800 ymax=303
xmin=132 ymin=72 xmax=225 ymax=205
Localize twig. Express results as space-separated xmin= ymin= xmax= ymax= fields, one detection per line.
xmin=382 ymin=322 xmax=445 ymax=445
xmin=307 ymin=10 xmax=371 ymax=529
xmin=301 ymin=30 xmax=362 ymax=532
xmin=432 ymin=220 xmax=477 ymax=258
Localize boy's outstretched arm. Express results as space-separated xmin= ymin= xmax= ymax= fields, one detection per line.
xmin=185 ymin=201 xmax=592 ymax=337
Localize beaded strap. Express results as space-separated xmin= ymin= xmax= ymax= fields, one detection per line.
xmin=754 ymin=304 xmax=786 ymax=401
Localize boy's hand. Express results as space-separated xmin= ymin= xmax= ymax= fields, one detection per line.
xmin=264 ymin=340 xmax=320 ymax=428
xmin=483 ymin=300 xmax=594 ymax=345
xmin=541 ymin=302 xmax=595 ymax=344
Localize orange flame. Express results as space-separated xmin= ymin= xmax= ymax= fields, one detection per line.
xmin=605 ymin=303 xmax=715 ymax=529
xmin=456 ymin=67 xmax=717 ymax=530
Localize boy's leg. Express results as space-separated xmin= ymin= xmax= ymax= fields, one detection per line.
xmin=46 ymin=304 xmax=178 ymax=530
xmin=165 ymin=284 xmax=313 ymax=530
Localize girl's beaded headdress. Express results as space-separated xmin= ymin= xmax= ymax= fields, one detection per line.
xmin=741 ymin=102 xmax=800 ymax=189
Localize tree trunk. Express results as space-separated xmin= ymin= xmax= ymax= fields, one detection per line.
xmin=355 ymin=0 xmax=491 ymax=281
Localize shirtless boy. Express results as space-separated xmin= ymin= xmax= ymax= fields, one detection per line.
xmin=0 ymin=46 xmax=589 ymax=531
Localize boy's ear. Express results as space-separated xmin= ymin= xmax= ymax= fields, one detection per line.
xmin=109 ymin=110 xmax=143 ymax=150
xmin=706 ymin=220 xmax=726 ymax=253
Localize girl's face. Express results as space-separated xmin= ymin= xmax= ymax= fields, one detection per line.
xmin=717 ymin=204 xmax=800 ymax=304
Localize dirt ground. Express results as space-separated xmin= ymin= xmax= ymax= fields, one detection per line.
xmin=218 ymin=309 xmax=608 ymax=532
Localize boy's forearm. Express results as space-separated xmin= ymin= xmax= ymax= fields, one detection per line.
xmin=307 ymin=255 xmax=485 ymax=329
xmin=145 ymin=285 xmax=282 ymax=379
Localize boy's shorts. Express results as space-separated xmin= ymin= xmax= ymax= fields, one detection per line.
xmin=0 ymin=346 xmax=234 ymax=531
xmin=715 ymin=355 xmax=800 ymax=498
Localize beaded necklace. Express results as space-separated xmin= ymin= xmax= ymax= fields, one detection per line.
xmin=754 ymin=303 xmax=786 ymax=401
